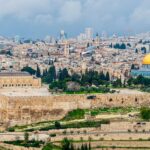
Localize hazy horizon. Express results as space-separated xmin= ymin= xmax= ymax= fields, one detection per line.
xmin=0 ymin=0 xmax=150 ymax=38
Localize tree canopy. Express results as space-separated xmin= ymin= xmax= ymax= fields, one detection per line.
xmin=21 ymin=66 xmax=36 ymax=75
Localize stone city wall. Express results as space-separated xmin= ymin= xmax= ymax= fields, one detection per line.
xmin=0 ymin=93 xmax=150 ymax=125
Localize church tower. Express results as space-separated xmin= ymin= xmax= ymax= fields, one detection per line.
xmin=64 ymin=40 xmax=70 ymax=57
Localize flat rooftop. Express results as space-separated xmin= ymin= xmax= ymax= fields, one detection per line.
xmin=0 ymin=72 xmax=30 ymax=77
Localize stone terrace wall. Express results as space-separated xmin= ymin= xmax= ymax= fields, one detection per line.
xmin=0 ymin=93 xmax=150 ymax=125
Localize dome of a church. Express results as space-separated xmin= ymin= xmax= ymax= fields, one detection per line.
xmin=142 ymin=54 xmax=150 ymax=65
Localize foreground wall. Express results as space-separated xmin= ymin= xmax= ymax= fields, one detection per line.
xmin=0 ymin=93 xmax=150 ymax=125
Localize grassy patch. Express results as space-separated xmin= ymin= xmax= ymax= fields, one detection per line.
xmin=91 ymin=107 xmax=139 ymax=116
xmin=8 ymin=121 xmax=55 ymax=132
xmin=42 ymin=143 xmax=61 ymax=150
xmin=63 ymin=109 xmax=85 ymax=121
xmin=38 ymin=120 xmax=110 ymax=131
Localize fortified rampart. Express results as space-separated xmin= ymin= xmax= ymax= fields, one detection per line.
xmin=0 ymin=93 xmax=150 ymax=125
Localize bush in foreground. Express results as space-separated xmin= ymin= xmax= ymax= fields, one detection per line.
xmin=140 ymin=107 xmax=150 ymax=120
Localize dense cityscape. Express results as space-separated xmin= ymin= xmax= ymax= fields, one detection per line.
xmin=1 ymin=28 xmax=150 ymax=82
xmin=0 ymin=28 xmax=150 ymax=149
xmin=1 ymin=0 xmax=150 ymax=149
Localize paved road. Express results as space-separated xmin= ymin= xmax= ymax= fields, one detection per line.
xmin=0 ymin=130 xmax=150 ymax=141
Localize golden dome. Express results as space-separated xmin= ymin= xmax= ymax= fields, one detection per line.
xmin=142 ymin=54 xmax=150 ymax=65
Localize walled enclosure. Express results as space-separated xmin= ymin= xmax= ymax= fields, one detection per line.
xmin=0 ymin=93 xmax=150 ymax=125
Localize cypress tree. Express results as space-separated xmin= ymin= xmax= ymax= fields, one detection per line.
xmin=89 ymin=143 xmax=91 ymax=150
xmin=105 ymin=72 xmax=110 ymax=81
xmin=99 ymin=71 xmax=105 ymax=80
xmin=36 ymin=65 xmax=41 ymax=77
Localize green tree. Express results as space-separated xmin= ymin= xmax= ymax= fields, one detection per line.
xmin=99 ymin=71 xmax=106 ymax=81
xmin=21 ymin=66 xmax=36 ymax=75
xmin=89 ymin=143 xmax=91 ymax=150
xmin=43 ymin=69 xmax=48 ymax=77
xmin=135 ymin=49 xmax=138 ymax=53
xmin=141 ymin=47 xmax=146 ymax=53
xmin=131 ymin=64 xmax=135 ymax=70
xmin=140 ymin=107 xmax=150 ymax=120
xmin=136 ymin=75 xmax=145 ymax=85
xmin=70 ymin=143 xmax=75 ymax=150
xmin=120 ymin=43 xmax=126 ymax=49
xmin=71 ymin=73 xmax=81 ymax=82
xmin=43 ymin=66 xmax=56 ymax=83
xmin=36 ymin=65 xmax=41 ymax=77
xmin=105 ymin=72 xmax=110 ymax=81
xmin=49 ymin=81 xmax=67 ymax=91
xmin=58 ymin=68 xmax=70 ymax=81
xmin=114 ymin=43 xmax=126 ymax=49
xmin=42 ymin=143 xmax=54 ymax=150
xmin=84 ymin=144 xmax=88 ymax=150
xmin=61 ymin=138 xmax=72 ymax=150
xmin=127 ymin=77 xmax=134 ymax=86
xmin=114 ymin=43 xmax=120 ymax=49
xmin=112 ymin=78 xmax=122 ymax=87
xmin=24 ymin=132 xmax=29 ymax=143
xmin=55 ymin=121 xmax=61 ymax=129
xmin=81 ymin=144 xmax=84 ymax=150
xmin=127 ymin=43 xmax=131 ymax=47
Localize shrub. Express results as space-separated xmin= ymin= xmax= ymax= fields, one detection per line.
xmin=140 ymin=107 xmax=150 ymax=120
xmin=54 ymin=121 xmax=61 ymax=129
xmin=7 ymin=127 xmax=15 ymax=132
xmin=42 ymin=143 xmax=54 ymax=150
xmin=63 ymin=109 xmax=85 ymax=121
xmin=62 ymin=130 xmax=67 ymax=135
xmin=50 ymin=133 xmax=56 ymax=137
xmin=139 ymin=138 xmax=143 ymax=141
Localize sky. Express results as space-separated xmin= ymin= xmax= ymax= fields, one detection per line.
xmin=0 ymin=0 xmax=150 ymax=38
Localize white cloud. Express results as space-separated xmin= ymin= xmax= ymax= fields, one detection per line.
xmin=130 ymin=0 xmax=150 ymax=23
xmin=0 ymin=0 xmax=150 ymax=37
xmin=0 ymin=0 xmax=54 ymax=21
xmin=59 ymin=1 xmax=82 ymax=23
xmin=35 ymin=14 xmax=53 ymax=25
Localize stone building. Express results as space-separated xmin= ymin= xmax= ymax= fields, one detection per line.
xmin=131 ymin=53 xmax=150 ymax=77
xmin=0 ymin=72 xmax=41 ymax=88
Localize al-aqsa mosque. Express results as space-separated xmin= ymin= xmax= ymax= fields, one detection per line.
xmin=131 ymin=54 xmax=150 ymax=77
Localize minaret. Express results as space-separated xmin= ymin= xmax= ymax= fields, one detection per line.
xmin=95 ymin=33 xmax=100 ymax=47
